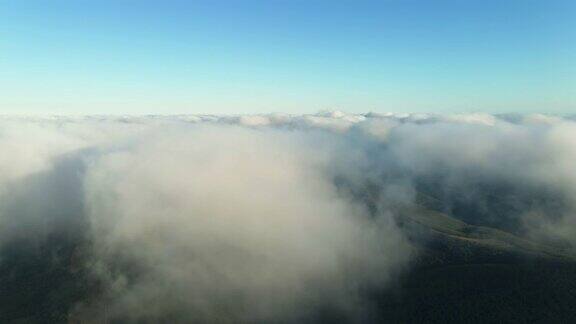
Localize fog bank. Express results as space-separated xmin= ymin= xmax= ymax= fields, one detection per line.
xmin=1 ymin=112 xmax=575 ymax=321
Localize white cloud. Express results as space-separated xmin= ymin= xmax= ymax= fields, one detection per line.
xmin=0 ymin=112 xmax=576 ymax=321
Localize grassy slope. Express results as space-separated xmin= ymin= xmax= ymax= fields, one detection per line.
xmin=372 ymin=205 xmax=576 ymax=323
xmin=1 ymin=197 xmax=575 ymax=323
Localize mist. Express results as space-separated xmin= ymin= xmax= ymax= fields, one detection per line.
xmin=1 ymin=112 xmax=575 ymax=322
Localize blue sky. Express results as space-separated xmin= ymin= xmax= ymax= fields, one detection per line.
xmin=1 ymin=0 xmax=575 ymax=114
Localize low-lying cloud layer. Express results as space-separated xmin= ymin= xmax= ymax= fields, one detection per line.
xmin=1 ymin=112 xmax=575 ymax=322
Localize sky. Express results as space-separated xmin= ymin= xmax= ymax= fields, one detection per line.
xmin=1 ymin=0 xmax=575 ymax=115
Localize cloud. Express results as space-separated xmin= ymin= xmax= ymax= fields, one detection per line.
xmin=0 ymin=112 xmax=575 ymax=322
xmin=80 ymin=125 xmax=410 ymax=321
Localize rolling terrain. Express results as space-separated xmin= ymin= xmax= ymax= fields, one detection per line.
xmin=372 ymin=196 xmax=576 ymax=323
xmin=1 ymin=194 xmax=575 ymax=323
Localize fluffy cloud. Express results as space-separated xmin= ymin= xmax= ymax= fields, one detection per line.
xmin=80 ymin=125 xmax=409 ymax=321
xmin=0 ymin=112 xmax=575 ymax=321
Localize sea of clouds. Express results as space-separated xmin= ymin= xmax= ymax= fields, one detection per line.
xmin=1 ymin=111 xmax=575 ymax=322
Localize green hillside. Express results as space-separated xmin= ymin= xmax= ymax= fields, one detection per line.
xmin=372 ymin=204 xmax=576 ymax=323
xmin=1 ymin=202 xmax=576 ymax=323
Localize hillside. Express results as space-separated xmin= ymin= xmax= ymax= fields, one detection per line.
xmin=1 ymin=203 xmax=576 ymax=323
xmin=370 ymin=205 xmax=576 ymax=323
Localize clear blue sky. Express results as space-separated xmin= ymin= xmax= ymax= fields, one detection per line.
xmin=1 ymin=0 xmax=575 ymax=114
